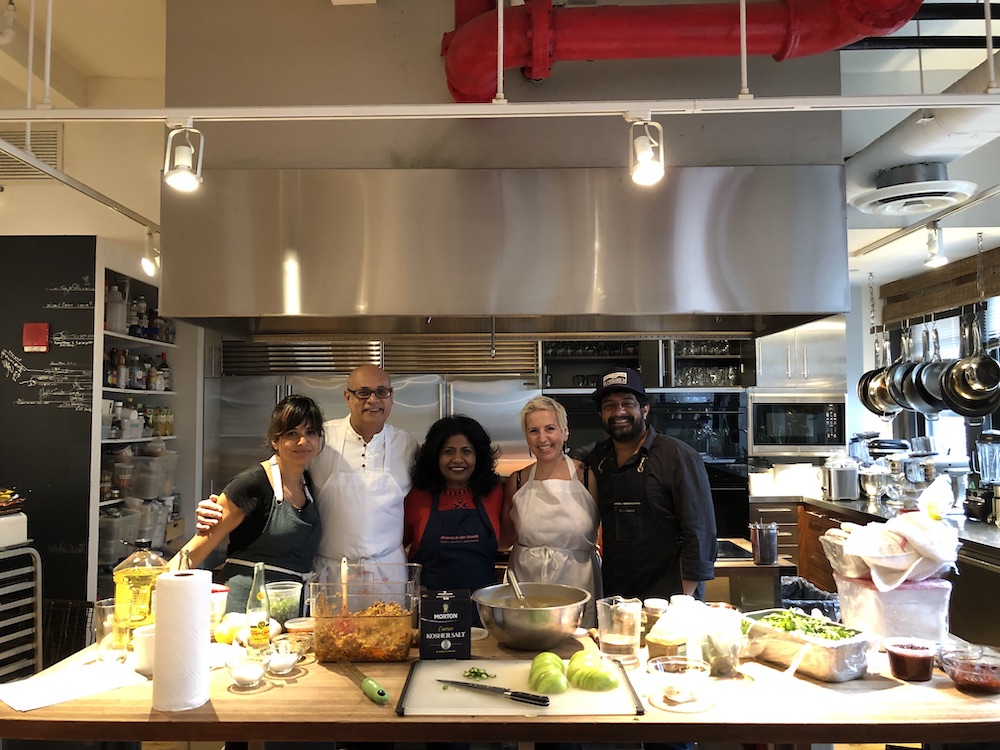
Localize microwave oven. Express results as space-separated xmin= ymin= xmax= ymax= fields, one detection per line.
xmin=747 ymin=390 xmax=847 ymax=457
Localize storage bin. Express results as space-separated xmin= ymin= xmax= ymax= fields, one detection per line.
xmin=136 ymin=501 xmax=169 ymax=548
xmin=98 ymin=508 xmax=141 ymax=565
xmin=131 ymin=454 xmax=176 ymax=499
xmin=834 ymin=572 xmax=951 ymax=644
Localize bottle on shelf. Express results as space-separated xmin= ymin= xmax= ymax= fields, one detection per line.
xmin=158 ymin=352 xmax=171 ymax=391
xmin=245 ymin=562 xmax=271 ymax=658
xmin=112 ymin=539 xmax=169 ymax=648
xmin=116 ymin=350 xmax=129 ymax=390
xmin=110 ymin=401 xmax=123 ymax=440
xmin=106 ymin=285 xmax=127 ymax=334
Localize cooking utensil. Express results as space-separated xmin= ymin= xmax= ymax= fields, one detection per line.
xmin=904 ymin=326 xmax=944 ymax=419
xmin=337 ymin=658 xmax=390 ymax=704
xmin=861 ymin=334 xmax=901 ymax=421
xmin=436 ymin=679 xmax=550 ymax=706
xmin=885 ymin=327 xmax=917 ymax=410
xmin=956 ymin=316 xmax=1000 ymax=397
xmin=472 ymin=582 xmax=589 ymax=651
xmin=506 ymin=568 xmax=528 ymax=608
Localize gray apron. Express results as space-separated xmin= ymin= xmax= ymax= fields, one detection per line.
xmin=221 ymin=456 xmax=321 ymax=613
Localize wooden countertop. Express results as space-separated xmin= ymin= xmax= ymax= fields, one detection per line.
xmin=2 ymin=636 xmax=998 ymax=745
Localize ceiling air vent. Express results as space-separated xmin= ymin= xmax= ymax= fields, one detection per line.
xmin=0 ymin=127 xmax=62 ymax=180
xmin=849 ymin=162 xmax=976 ymax=216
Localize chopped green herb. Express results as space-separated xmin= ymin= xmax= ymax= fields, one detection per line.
xmin=462 ymin=667 xmax=496 ymax=681
xmin=748 ymin=610 xmax=860 ymax=641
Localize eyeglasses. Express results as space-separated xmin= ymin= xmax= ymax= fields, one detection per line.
xmin=347 ymin=387 xmax=393 ymax=400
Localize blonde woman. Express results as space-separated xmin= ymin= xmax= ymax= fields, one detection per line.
xmin=500 ymin=396 xmax=602 ymax=627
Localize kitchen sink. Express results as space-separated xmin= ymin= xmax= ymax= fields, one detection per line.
xmin=716 ymin=539 xmax=754 ymax=560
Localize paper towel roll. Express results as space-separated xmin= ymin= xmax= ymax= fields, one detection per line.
xmin=152 ymin=569 xmax=211 ymax=712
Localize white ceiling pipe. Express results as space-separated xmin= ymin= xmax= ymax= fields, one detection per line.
xmin=846 ymin=50 xmax=1000 ymax=203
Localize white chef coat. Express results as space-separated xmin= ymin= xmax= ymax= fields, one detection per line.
xmin=309 ymin=416 xmax=418 ymax=574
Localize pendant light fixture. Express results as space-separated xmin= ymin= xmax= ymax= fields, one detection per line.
xmin=141 ymin=227 xmax=160 ymax=277
xmin=924 ymin=221 xmax=948 ymax=268
xmin=163 ymin=120 xmax=204 ymax=192
xmin=627 ymin=117 xmax=665 ymax=187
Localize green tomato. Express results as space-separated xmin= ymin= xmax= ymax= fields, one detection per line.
xmin=570 ymin=664 xmax=619 ymax=691
xmin=530 ymin=652 xmax=565 ymax=676
xmin=529 ymin=667 xmax=569 ymax=694
xmin=566 ymin=652 xmax=603 ymax=681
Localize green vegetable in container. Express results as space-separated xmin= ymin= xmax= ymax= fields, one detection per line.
xmin=750 ymin=610 xmax=859 ymax=641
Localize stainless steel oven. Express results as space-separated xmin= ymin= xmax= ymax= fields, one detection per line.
xmin=747 ymin=390 xmax=847 ymax=457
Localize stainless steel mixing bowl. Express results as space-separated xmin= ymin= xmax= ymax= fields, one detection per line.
xmin=472 ymin=582 xmax=590 ymax=650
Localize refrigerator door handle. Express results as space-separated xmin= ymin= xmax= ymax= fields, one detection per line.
xmin=276 ymin=384 xmax=284 ymax=404
xmin=439 ymin=383 xmax=447 ymax=419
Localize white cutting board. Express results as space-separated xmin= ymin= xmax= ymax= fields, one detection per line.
xmin=396 ymin=658 xmax=643 ymax=716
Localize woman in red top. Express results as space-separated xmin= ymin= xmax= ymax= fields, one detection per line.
xmin=403 ymin=415 xmax=504 ymax=620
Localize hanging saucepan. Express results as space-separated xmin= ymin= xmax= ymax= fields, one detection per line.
xmin=918 ymin=322 xmax=953 ymax=406
xmin=951 ymin=314 xmax=1000 ymax=400
xmin=867 ymin=336 xmax=903 ymax=421
xmin=886 ymin=327 xmax=918 ymax=410
xmin=904 ymin=326 xmax=945 ymax=420
xmin=857 ymin=334 xmax=886 ymax=417
xmin=939 ymin=370 xmax=1000 ymax=421
xmin=939 ymin=317 xmax=1000 ymax=421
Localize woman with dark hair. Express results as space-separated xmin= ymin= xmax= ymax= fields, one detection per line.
xmin=404 ymin=415 xmax=504 ymax=614
xmin=173 ymin=394 xmax=325 ymax=612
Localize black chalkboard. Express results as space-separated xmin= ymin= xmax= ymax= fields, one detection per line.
xmin=0 ymin=236 xmax=96 ymax=600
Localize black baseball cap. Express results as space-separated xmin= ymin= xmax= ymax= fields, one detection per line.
xmin=591 ymin=367 xmax=647 ymax=402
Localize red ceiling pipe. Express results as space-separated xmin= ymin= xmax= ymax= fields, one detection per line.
xmin=442 ymin=0 xmax=923 ymax=103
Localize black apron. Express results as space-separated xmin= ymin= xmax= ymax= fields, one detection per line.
xmin=411 ymin=492 xmax=497 ymax=626
xmin=594 ymin=446 xmax=683 ymax=601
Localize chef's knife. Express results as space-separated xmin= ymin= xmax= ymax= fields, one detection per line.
xmin=436 ymin=679 xmax=550 ymax=706
xmin=337 ymin=659 xmax=390 ymax=705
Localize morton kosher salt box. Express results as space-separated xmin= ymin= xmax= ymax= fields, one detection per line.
xmin=420 ymin=589 xmax=471 ymax=660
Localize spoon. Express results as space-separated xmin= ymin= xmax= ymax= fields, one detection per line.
xmin=506 ymin=568 xmax=528 ymax=608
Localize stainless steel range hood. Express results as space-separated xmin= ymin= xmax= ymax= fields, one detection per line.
xmin=160 ymin=166 xmax=849 ymax=338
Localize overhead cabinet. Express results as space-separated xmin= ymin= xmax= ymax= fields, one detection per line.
xmin=755 ymin=317 xmax=847 ymax=389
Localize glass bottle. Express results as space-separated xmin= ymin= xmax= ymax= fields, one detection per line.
xmin=245 ymin=562 xmax=270 ymax=658
xmin=106 ymin=284 xmax=127 ymax=333
xmin=157 ymin=352 xmax=171 ymax=391
xmin=112 ymin=539 xmax=169 ymax=649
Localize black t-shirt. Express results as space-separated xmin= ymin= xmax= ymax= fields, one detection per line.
xmin=222 ymin=464 xmax=316 ymax=556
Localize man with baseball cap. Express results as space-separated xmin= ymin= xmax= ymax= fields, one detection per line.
xmin=588 ymin=367 xmax=718 ymax=601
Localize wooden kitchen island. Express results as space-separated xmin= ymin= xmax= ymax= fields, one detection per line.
xmin=0 ymin=636 xmax=997 ymax=746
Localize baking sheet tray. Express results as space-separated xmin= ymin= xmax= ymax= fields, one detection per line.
xmin=396 ymin=658 xmax=643 ymax=716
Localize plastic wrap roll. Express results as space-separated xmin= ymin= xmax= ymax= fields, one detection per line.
xmin=152 ymin=569 xmax=211 ymax=711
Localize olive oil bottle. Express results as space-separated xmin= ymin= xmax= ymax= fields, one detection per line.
xmin=112 ymin=539 xmax=168 ymax=649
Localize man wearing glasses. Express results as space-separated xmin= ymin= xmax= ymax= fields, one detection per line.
xmin=309 ymin=365 xmax=419 ymax=571
xmin=198 ymin=365 xmax=418 ymax=572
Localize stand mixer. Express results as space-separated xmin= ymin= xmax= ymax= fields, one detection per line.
xmin=967 ymin=431 xmax=1000 ymax=523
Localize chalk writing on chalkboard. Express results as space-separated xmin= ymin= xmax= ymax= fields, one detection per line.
xmin=51 ymin=331 xmax=94 ymax=348
xmin=0 ymin=350 xmax=26 ymax=381
xmin=43 ymin=301 xmax=94 ymax=310
xmin=2 ymin=350 xmax=92 ymax=411
xmin=46 ymin=276 xmax=95 ymax=295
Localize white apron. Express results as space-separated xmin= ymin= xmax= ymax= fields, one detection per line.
xmin=313 ymin=427 xmax=407 ymax=578
xmin=509 ymin=455 xmax=602 ymax=627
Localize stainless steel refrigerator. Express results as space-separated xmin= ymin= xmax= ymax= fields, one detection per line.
xmin=204 ymin=374 xmax=540 ymax=494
